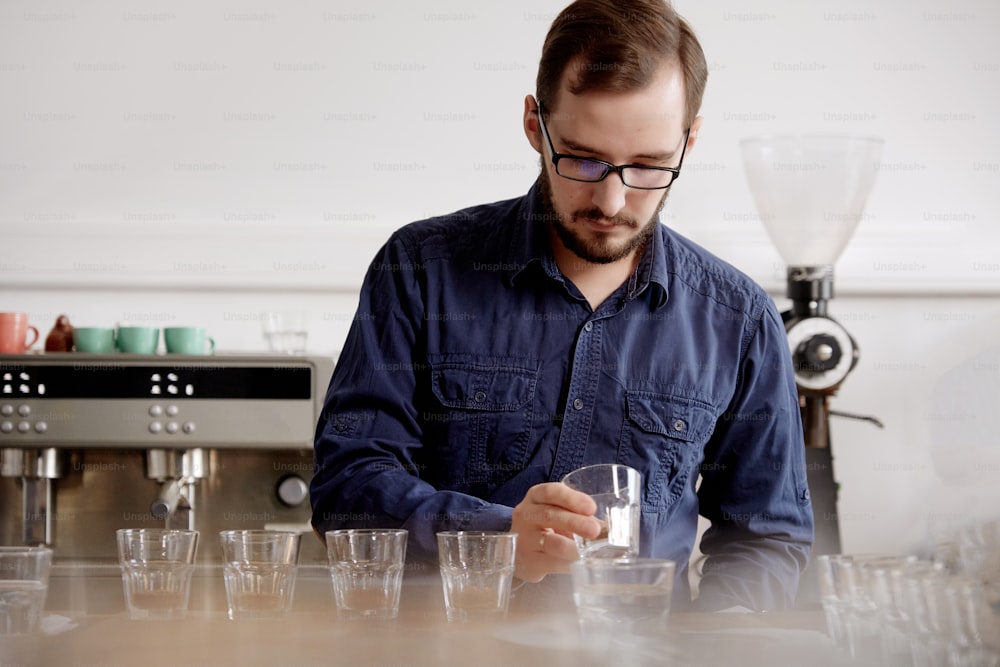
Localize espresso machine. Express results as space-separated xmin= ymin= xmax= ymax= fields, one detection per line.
xmin=741 ymin=135 xmax=884 ymax=600
xmin=0 ymin=353 xmax=334 ymax=566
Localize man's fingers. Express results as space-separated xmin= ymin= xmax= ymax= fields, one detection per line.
xmin=539 ymin=530 xmax=580 ymax=563
xmin=527 ymin=482 xmax=598 ymax=516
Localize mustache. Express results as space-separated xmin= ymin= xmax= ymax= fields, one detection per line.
xmin=570 ymin=208 xmax=639 ymax=228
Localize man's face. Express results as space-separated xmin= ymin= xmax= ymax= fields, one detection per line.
xmin=528 ymin=61 xmax=697 ymax=266
xmin=537 ymin=161 xmax=666 ymax=265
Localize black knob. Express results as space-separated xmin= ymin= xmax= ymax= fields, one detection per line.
xmin=795 ymin=334 xmax=842 ymax=374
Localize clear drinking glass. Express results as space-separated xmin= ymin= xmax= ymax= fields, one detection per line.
xmin=116 ymin=528 xmax=199 ymax=620
xmin=219 ymin=530 xmax=301 ymax=620
xmin=261 ymin=310 xmax=308 ymax=355
xmin=326 ymin=529 xmax=407 ymax=620
xmin=904 ymin=566 xmax=958 ymax=667
xmin=561 ymin=463 xmax=641 ymax=559
xmin=0 ymin=546 xmax=53 ymax=636
xmin=958 ymin=518 xmax=1000 ymax=614
xmin=570 ymin=557 xmax=675 ymax=666
xmin=436 ymin=531 xmax=517 ymax=622
xmin=815 ymin=553 xmax=854 ymax=650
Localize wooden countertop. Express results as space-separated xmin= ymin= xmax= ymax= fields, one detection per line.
xmin=7 ymin=565 xmax=852 ymax=667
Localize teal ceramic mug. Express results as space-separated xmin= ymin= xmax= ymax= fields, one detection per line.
xmin=163 ymin=327 xmax=215 ymax=355
xmin=73 ymin=327 xmax=116 ymax=354
xmin=116 ymin=327 xmax=160 ymax=354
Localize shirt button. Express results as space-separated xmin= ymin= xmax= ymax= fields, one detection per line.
xmin=573 ymin=398 xmax=584 ymax=410
xmin=672 ymin=419 xmax=686 ymax=432
xmin=584 ymin=321 xmax=593 ymax=332
xmin=474 ymin=391 xmax=487 ymax=402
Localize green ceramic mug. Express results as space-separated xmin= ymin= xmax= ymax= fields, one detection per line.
xmin=163 ymin=327 xmax=215 ymax=355
xmin=116 ymin=327 xmax=160 ymax=354
xmin=73 ymin=327 xmax=116 ymax=354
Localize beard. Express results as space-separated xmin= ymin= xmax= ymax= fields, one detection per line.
xmin=537 ymin=167 xmax=669 ymax=265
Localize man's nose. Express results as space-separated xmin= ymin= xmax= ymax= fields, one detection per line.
xmin=591 ymin=171 xmax=628 ymax=219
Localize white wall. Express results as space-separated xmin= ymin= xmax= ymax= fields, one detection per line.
xmin=2 ymin=0 xmax=999 ymax=555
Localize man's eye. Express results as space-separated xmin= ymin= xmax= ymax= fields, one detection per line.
xmin=572 ymin=159 xmax=607 ymax=179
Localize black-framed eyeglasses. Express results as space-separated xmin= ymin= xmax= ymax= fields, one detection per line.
xmin=537 ymin=103 xmax=689 ymax=190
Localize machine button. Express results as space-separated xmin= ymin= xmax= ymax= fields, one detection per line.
xmin=17 ymin=422 xmax=30 ymax=433
xmin=1 ymin=421 xmax=12 ymax=433
xmin=149 ymin=405 xmax=163 ymax=417
xmin=165 ymin=422 xmax=179 ymax=434
xmin=182 ymin=422 xmax=196 ymax=434
xmin=165 ymin=405 xmax=179 ymax=417
xmin=1 ymin=405 xmax=12 ymax=417
xmin=34 ymin=421 xmax=47 ymax=434
xmin=276 ymin=475 xmax=310 ymax=507
xmin=148 ymin=422 xmax=163 ymax=434
xmin=17 ymin=405 xmax=30 ymax=417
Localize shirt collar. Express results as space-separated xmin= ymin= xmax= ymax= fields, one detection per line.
xmin=505 ymin=180 xmax=669 ymax=309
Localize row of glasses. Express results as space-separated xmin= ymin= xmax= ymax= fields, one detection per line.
xmin=117 ymin=528 xmax=300 ymax=621
xmin=116 ymin=527 xmax=519 ymax=623
xmin=817 ymin=542 xmax=1000 ymax=665
xmin=325 ymin=528 xmax=518 ymax=623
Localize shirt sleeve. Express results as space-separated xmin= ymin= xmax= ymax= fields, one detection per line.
xmin=309 ymin=233 xmax=513 ymax=560
xmin=694 ymin=298 xmax=815 ymax=612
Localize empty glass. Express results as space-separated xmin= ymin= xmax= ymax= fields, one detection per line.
xmin=436 ymin=531 xmax=517 ymax=622
xmin=945 ymin=576 xmax=1000 ymax=667
xmin=261 ymin=310 xmax=308 ymax=355
xmin=0 ymin=546 xmax=52 ymax=636
xmin=219 ymin=530 xmax=301 ymax=620
xmin=816 ymin=553 xmax=854 ymax=650
xmin=561 ymin=463 xmax=641 ymax=559
xmin=116 ymin=528 xmax=199 ymax=620
xmin=326 ymin=529 xmax=407 ymax=620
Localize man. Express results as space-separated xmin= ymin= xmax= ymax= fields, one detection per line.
xmin=310 ymin=0 xmax=813 ymax=612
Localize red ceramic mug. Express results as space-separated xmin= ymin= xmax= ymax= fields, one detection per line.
xmin=0 ymin=312 xmax=40 ymax=353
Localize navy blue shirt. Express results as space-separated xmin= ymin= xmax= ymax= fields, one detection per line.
xmin=311 ymin=182 xmax=814 ymax=612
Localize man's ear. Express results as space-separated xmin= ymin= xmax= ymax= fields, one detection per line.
xmin=523 ymin=95 xmax=542 ymax=154
xmin=686 ymin=115 xmax=704 ymax=153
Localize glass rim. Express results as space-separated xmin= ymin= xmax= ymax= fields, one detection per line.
xmin=325 ymin=528 xmax=407 ymax=538
xmin=561 ymin=462 xmax=641 ymax=482
xmin=0 ymin=545 xmax=53 ymax=554
xmin=571 ymin=557 xmax=675 ymax=570
xmin=435 ymin=530 xmax=516 ymax=539
xmin=116 ymin=528 xmax=199 ymax=536
xmin=219 ymin=529 xmax=301 ymax=538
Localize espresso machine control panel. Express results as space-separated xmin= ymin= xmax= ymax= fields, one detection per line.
xmin=0 ymin=354 xmax=332 ymax=449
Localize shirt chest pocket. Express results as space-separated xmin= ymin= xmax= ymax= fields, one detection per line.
xmin=619 ymin=391 xmax=717 ymax=511
xmin=428 ymin=359 xmax=538 ymax=488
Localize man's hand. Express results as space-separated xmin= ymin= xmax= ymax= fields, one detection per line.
xmin=510 ymin=482 xmax=601 ymax=582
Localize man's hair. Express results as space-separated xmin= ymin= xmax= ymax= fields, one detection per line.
xmin=537 ymin=0 xmax=708 ymax=127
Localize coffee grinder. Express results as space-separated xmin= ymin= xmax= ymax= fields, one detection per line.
xmin=740 ymin=135 xmax=884 ymax=590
